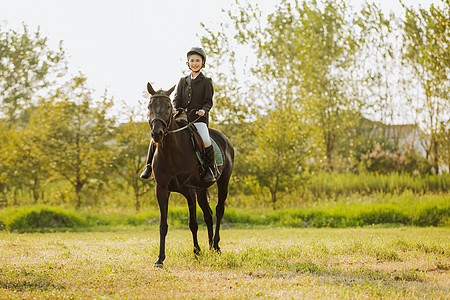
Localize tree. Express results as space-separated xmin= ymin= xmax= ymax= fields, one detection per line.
xmin=247 ymin=102 xmax=306 ymax=207
xmin=0 ymin=24 xmax=67 ymax=127
xmin=355 ymin=4 xmax=410 ymax=130
xmin=0 ymin=119 xmax=11 ymax=204
xmin=402 ymin=1 xmax=450 ymax=173
xmin=115 ymin=103 xmax=153 ymax=211
xmin=30 ymin=75 xmax=116 ymax=207
xmin=0 ymin=125 xmax=51 ymax=204
xmin=226 ymin=0 xmax=359 ymax=171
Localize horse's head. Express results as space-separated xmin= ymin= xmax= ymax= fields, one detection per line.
xmin=147 ymin=82 xmax=176 ymax=143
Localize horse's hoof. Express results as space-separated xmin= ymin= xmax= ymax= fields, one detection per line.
xmin=194 ymin=247 xmax=201 ymax=256
xmin=153 ymin=262 xmax=164 ymax=269
xmin=212 ymin=247 xmax=221 ymax=254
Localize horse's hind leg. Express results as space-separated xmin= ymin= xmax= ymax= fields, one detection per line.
xmin=213 ymin=176 xmax=229 ymax=252
xmin=184 ymin=189 xmax=200 ymax=255
xmin=196 ymin=189 xmax=213 ymax=249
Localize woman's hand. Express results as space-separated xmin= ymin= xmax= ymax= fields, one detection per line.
xmin=196 ymin=109 xmax=205 ymax=116
xmin=172 ymin=108 xmax=178 ymax=115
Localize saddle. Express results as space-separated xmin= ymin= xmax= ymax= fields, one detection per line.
xmin=174 ymin=110 xmax=204 ymax=152
xmin=188 ymin=126 xmax=223 ymax=168
xmin=174 ymin=112 xmax=223 ymax=172
xmin=174 ymin=113 xmax=206 ymax=173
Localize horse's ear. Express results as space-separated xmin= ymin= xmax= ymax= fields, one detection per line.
xmin=147 ymin=82 xmax=156 ymax=95
xmin=165 ymin=85 xmax=176 ymax=96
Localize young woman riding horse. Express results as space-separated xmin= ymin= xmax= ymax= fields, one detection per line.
xmin=141 ymin=47 xmax=218 ymax=182
xmin=143 ymin=47 xmax=234 ymax=268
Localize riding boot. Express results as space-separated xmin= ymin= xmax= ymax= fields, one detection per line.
xmin=203 ymin=145 xmax=218 ymax=183
xmin=140 ymin=141 xmax=155 ymax=179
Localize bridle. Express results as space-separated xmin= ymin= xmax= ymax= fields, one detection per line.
xmin=149 ymin=94 xmax=173 ymax=136
xmin=149 ymin=94 xmax=203 ymax=136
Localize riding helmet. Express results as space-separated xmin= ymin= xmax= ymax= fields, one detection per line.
xmin=187 ymin=47 xmax=207 ymax=64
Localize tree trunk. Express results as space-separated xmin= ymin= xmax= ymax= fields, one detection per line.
xmin=32 ymin=175 xmax=39 ymax=204
xmin=432 ymin=136 xmax=439 ymax=174
xmin=326 ymin=131 xmax=334 ymax=171
xmin=135 ymin=192 xmax=141 ymax=212
xmin=271 ymin=189 xmax=277 ymax=210
xmin=75 ymin=181 xmax=84 ymax=208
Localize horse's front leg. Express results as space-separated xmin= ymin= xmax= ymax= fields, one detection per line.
xmin=154 ymin=185 xmax=170 ymax=268
xmin=184 ymin=189 xmax=200 ymax=255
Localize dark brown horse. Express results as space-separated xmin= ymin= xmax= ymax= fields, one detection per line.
xmin=146 ymin=82 xmax=234 ymax=268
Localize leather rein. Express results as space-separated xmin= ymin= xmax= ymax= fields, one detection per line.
xmin=149 ymin=94 xmax=200 ymax=135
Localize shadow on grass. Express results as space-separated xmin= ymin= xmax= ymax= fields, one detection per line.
xmin=0 ymin=269 xmax=65 ymax=292
xmin=189 ymin=248 xmax=447 ymax=297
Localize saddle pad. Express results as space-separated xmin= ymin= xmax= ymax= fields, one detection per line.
xmin=211 ymin=138 xmax=223 ymax=166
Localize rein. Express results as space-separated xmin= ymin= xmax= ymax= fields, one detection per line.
xmin=149 ymin=94 xmax=201 ymax=136
xmin=167 ymin=113 xmax=201 ymax=134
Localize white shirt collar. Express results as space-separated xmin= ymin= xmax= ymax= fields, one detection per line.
xmin=191 ymin=73 xmax=200 ymax=80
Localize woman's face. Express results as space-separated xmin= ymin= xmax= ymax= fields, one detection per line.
xmin=188 ymin=54 xmax=203 ymax=73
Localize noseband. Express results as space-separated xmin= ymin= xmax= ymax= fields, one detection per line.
xmin=149 ymin=94 xmax=172 ymax=136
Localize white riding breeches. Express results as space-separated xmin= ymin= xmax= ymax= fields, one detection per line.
xmin=194 ymin=122 xmax=212 ymax=147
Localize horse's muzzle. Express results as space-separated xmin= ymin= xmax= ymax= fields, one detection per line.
xmin=151 ymin=128 xmax=164 ymax=143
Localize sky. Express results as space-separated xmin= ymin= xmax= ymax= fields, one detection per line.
xmin=1 ymin=0 xmax=441 ymax=120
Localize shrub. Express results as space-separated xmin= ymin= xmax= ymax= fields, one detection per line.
xmin=360 ymin=144 xmax=433 ymax=175
xmin=413 ymin=206 xmax=449 ymax=227
xmin=5 ymin=207 xmax=88 ymax=232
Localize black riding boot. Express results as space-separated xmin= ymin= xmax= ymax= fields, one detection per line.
xmin=203 ymin=145 xmax=218 ymax=183
xmin=140 ymin=141 xmax=155 ymax=179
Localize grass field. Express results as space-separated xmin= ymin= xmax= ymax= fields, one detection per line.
xmin=0 ymin=227 xmax=448 ymax=299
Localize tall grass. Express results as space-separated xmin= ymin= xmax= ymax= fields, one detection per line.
xmin=306 ymin=172 xmax=449 ymax=198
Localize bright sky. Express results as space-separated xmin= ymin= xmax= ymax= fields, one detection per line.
xmin=1 ymin=0 xmax=440 ymax=120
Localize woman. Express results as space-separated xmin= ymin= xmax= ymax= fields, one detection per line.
xmin=140 ymin=46 xmax=218 ymax=182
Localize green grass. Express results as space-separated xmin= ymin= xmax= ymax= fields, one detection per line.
xmin=0 ymin=228 xmax=448 ymax=299
xmin=1 ymin=192 xmax=448 ymax=232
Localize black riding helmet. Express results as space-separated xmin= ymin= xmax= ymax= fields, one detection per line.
xmin=187 ymin=47 xmax=206 ymax=68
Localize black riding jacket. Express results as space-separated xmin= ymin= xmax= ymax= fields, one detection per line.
xmin=172 ymin=72 xmax=213 ymax=125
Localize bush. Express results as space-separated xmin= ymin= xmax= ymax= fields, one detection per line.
xmin=3 ymin=207 xmax=88 ymax=232
xmin=413 ymin=206 xmax=449 ymax=227
xmin=360 ymin=144 xmax=433 ymax=175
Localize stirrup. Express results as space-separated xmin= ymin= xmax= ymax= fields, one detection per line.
xmin=203 ymin=167 xmax=217 ymax=183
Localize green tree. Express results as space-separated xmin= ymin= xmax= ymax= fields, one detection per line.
xmin=0 ymin=125 xmax=51 ymax=204
xmin=247 ymin=102 xmax=306 ymax=207
xmin=30 ymin=75 xmax=116 ymax=207
xmin=438 ymin=122 xmax=450 ymax=171
xmin=227 ymin=0 xmax=359 ymax=171
xmin=115 ymin=104 xmax=153 ymax=211
xmin=402 ymin=1 xmax=450 ymax=173
xmin=355 ymin=4 xmax=409 ymax=131
xmin=0 ymin=119 xmax=12 ymax=204
xmin=0 ymin=24 xmax=67 ymax=127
